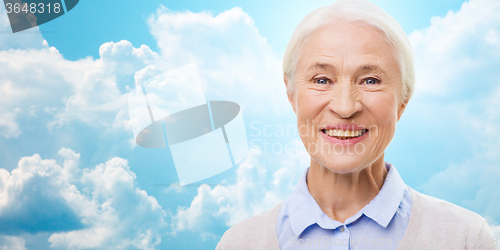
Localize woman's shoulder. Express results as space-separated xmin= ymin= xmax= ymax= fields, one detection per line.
xmin=410 ymin=187 xmax=487 ymax=226
xmin=402 ymin=187 xmax=496 ymax=249
xmin=216 ymin=202 xmax=282 ymax=250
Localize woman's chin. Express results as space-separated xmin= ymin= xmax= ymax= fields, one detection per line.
xmin=312 ymin=155 xmax=369 ymax=174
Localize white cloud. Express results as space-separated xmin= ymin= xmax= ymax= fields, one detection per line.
xmin=0 ymin=0 xmax=165 ymax=140
xmin=420 ymin=88 xmax=500 ymax=236
xmin=0 ymin=4 xmax=300 ymax=246
xmin=0 ymin=110 xmax=21 ymax=139
xmin=0 ymin=235 xmax=26 ymax=250
xmin=48 ymin=40 xmax=161 ymax=131
xmin=0 ymin=4 xmax=293 ymax=145
xmin=0 ymin=148 xmax=167 ymax=249
xmin=0 ymin=7 xmax=291 ymax=142
xmin=0 ymin=39 xmax=163 ymax=139
xmin=172 ymin=141 xmax=309 ymax=235
xmin=163 ymin=183 xmax=188 ymax=194
xmin=408 ymin=0 xmax=500 ymax=236
xmin=409 ymin=0 xmax=500 ymax=97
xmin=0 ymin=2 xmax=55 ymax=139
xmin=147 ymin=7 xmax=290 ymax=117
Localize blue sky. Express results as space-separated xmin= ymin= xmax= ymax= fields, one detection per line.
xmin=1 ymin=0 xmax=499 ymax=249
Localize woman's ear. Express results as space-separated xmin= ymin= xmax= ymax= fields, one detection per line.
xmin=397 ymin=97 xmax=408 ymax=122
xmin=284 ymin=75 xmax=296 ymax=114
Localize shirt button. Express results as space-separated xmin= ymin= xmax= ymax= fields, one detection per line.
xmin=340 ymin=226 xmax=345 ymax=232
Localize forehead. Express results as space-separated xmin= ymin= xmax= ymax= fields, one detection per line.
xmin=297 ymin=21 xmax=400 ymax=74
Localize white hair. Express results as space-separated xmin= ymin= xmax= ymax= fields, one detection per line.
xmin=283 ymin=0 xmax=415 ymax=102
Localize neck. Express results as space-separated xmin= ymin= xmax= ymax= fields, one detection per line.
xmin=306 ymin=155 xmax=388 ymax=223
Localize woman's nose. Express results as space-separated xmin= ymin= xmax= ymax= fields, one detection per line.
xmin=328 ymin=82 xmax=362 ymax=118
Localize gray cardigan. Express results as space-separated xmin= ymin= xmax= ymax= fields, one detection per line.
xmin=216 ymin=187 xmax=497 ymax=250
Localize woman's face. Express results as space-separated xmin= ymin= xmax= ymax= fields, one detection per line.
xmin=287 ymin=21 xmax=407 ymax=173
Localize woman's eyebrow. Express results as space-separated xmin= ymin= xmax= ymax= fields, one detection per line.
xmin=306 ymin=63 xmax=335 ymax=72
xmin=305 ymin=63 xmax=390 ymax=78
xmin=356 ymin=64 xmax=388 ymax=77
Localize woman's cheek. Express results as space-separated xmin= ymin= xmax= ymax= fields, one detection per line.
xmin=296 ymin=90 xmax=318 ymax=118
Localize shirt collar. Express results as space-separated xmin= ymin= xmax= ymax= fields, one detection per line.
xmin=361 ymin=162 xmax=407 ymax=228
xmin=287 ymin=162 xmax=407 ymax=237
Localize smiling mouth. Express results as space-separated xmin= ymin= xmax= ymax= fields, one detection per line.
xmin=321 ymin=128 xmax=368 ymax=140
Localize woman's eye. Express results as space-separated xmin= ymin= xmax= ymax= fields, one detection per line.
xmin=362 ymin=77 xmax=380 ymax=85
xmin=314 ymin=78 xmax=330 ymax=84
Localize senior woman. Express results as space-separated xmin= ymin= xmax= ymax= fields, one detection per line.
xmin=217 ymin=0 xmax=496 ymax=249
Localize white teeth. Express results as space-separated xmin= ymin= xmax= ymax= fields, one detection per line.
xmin=324 ymin=128 xmax=365 ymax=139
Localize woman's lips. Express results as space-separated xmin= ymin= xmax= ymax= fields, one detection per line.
xmin=320 ymin=128 xmax=369 ymax=145
xmin=323 ymin=124 xmax=367 ymax=131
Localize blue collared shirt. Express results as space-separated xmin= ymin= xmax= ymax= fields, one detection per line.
xmin=276 ymin=162 xmax=412 ymax=249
